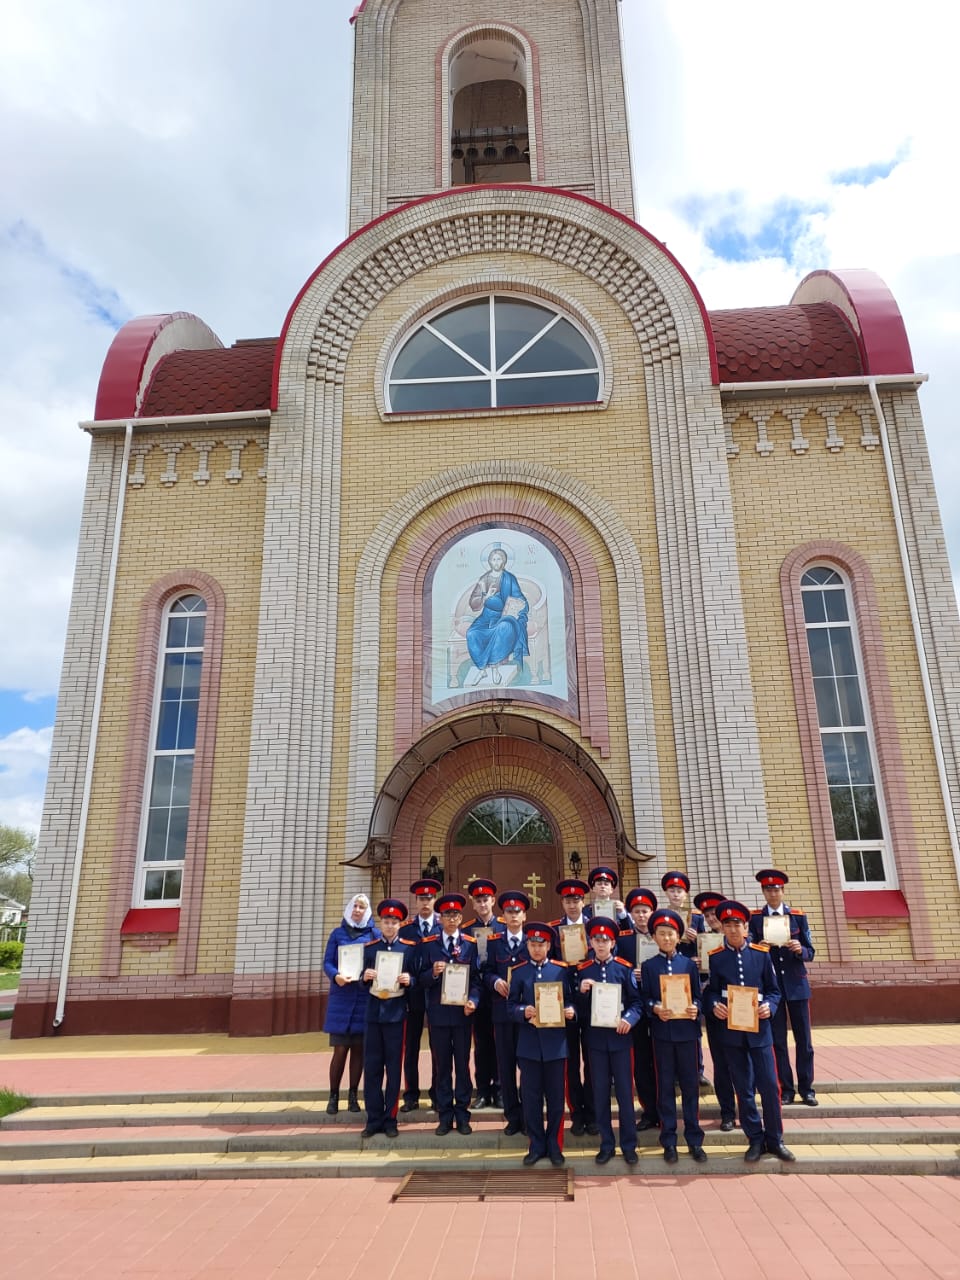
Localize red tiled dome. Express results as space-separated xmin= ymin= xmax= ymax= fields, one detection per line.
xmin=709 ymin=303 xmax=863 ymax=383
xmin=139 ymin=338 xmax=277 ymax=417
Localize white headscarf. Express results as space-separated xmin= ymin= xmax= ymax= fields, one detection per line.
xmin=343 ymin=893 xmax=372 ymax=929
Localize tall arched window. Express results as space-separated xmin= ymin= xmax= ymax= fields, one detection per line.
xmin=136 ymin=593 xmax=207 ymax=905
xmin=800 ymin=565 xmax=894 ymax=888
xmin=386 ymin=294 xmax=601 ymax=413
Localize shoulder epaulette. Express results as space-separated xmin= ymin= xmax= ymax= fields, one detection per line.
xmin=618 ymin=928 xmax=633 ymax=937
xmin=577 ymin=959 xmax=593 ymax=970
xmin=399 ymin=937 xmax=416 ymax=946
xmin=709 ymin=944 xmax=724 ymax=956
xmin=789 ymin=907 xmax=804 ymax=915
xmin=614 ymin=955 xmax=632 ymax=967
xmin=749 ymin=941 xmax=770 ymax=952
xmin=553 ymin=959 xmax=570 ymax=968
xmin=548 ymin=917 xmax=562 ymax=927
xmin=750 ymin=908 xmax=763 ymax=914
xmin=423 ymin=933 xmax=440 ymax=943
xmin=511 ymin=959 xmax=529 ymax=970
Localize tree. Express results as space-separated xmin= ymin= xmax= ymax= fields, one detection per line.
xmin=0 ymin=825 xmax=35 ymax=875
xmin=0 ymin=870 xmax=32 ymax=909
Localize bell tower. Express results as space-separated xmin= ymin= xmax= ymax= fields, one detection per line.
xmin=348 ymin=0 xmax=635 ymax=231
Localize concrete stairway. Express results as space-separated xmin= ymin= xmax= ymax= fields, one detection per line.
xmin=1 ymin=1080 xmax=958 ymax=1182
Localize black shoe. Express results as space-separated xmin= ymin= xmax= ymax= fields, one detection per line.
xmin=347 ymin=1089 xmax=361 ymax=1114
xmin=522 ymin=1152 xmax=543 ymax=1167
xmin=662 ymin=1146 xmax=678 ymax=1165
xmin=360 ymin=1125 xmax=380 ymax=1138
xmin=636 ymin=1116 xmax=659 ymax=1132
xmin=698 ymin=1074 xmax=712 ymax=1088
xmin=549 ymin=1153 xmax=565 ymax=1167
xmin=623 ymin=1150 xmax=639 ymax=1166
xmin=457 ymin=1120 xmax=472 ymax=1135
xmin=585 ymin=1122 xmax=600 ymax=1136
xmin=503 ymin=1121 xmax=524 ymax=1136
xmin=384 ymin=1123 xmax=398 ymax=1139
xmin=801 ymin=1092 xmax=818 ymax=1107
xmin=326 ymin=1091 xmax=339 ymax=1115
xmin=570 ymin=1118 xmax=586 ymax=1137
xmin=720 ymin=1118 xmax=736 ymax=1132
xmin=744 ymin=1139 xmax=765 ymax=1163
xmin=688 ymin=1146 xmax=708 ymax=1163
xmin=399 ymin=1099 xmax=419 ymax=1113
xmin=492 ymin=1090 xmax=503 ymax=1108
xmin=780 ymin=1092 xmax=796 ymax=1104
xmin=595 ymin=1149 xmax=614 ymax=1165
xmin=434 ymin=1122 xmax=452 ymax=1136
xmin=767 ymin=1142 xmax=796 ymax=1162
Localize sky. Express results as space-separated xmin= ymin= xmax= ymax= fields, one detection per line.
xmin=1 ymin=0 xmax=957 ymax=835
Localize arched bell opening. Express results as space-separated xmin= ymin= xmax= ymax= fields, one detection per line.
xmin=450 ymin=34 xmax=532 ymax=186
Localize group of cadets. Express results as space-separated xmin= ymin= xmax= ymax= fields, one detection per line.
xmin=353 ymin=865 xmax=815 ymax=1168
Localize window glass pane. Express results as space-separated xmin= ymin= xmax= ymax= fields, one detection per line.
xmin=507 ymin=814 xmax=554 ymax=844
xmin=171 ymin=756 xmax=194 ymax=806
xmin=172 ymin=595 xmax=204 ymax=614
xmin=144 ymin=869 xmax=166 ymax=900
xmin=167 ymin=616 xmax=189 ymax=648
xmin=184 ymin=616 xmax=206 ymax=648
xmin=827 ymin=628 xmax=857 ymax=676
xmin=176 ymin=700 xmax=199 ymax=750
xmin=813 ymin=678 xmax=840 ymax=727
xmin=806 ymin=629 xmax=833 ymax=678
xmin=843 ymin=732 xmax=874 ymax=784
xmin=392 ymin=328 xmax=480 ymax=381
xmin=166 ymin=808 xmax=189 ymax=861
xmin=162 ymin=653 xmax=186 ymax=697
xmin=830 ymin=787 xmax=857 ymax=840
xmin=853 ymin=787 xmax=882 ymax=840
xmin=390 ymin=379 xmax=491 ymax=412
xmin=497 ymin=373 xmax=599 ymax=407
xmin=180 ymin=653 xmax=203 ymax=696
xmin=802 ymin=567 xmax=841 ymax=587
xmin=509 ymin=319 xmax=595 ymax=373
xmin=821 ymin=733 xmax=849 ymax=784
xmin=144 ymin=809 xmax=171 ymax=861
xmin=835 ymin=676 xmax=864 ymax=726
xmin=156 ymin=702 xmax=180 ymax=752
xmin=493 ymin=299 xmax=555 ymax=365
xmin=802 ymin=591 xmax=826 ymax=625
xmin=430 ymin=300 xmax=491 ymax=367
xmin=841 ymin=849 xmax=865 ymax=882
xmin=150 ymin=756 xmax=175 ymax=805
xmin=824 ymin=589 xmax=849 ymax=623
xmin=860 ymin=849 xmax=885 ymax=881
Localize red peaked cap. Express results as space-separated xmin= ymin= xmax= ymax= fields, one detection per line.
xmin=755 ymin=868 xmax=789 ymax=887
xmin=377 ymin=898 xmax=408 ymax=921
xmin=716 ymin=899 xmax=751 ymax=924
xmin=648 ymin=907 xmax=685 ymax=935
xmin=586 ymin=919 xmax=617 ymax=941
xmin=524 ymin=922 xmax=554 ymax=942
xmin=469 ymin=878 xmax=497 ymax=897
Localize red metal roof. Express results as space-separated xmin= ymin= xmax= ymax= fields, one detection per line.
xmin=710 ymin=303 xmax=863 ymax=383
xmin=138 ymin=338 xmax=277 ymax=417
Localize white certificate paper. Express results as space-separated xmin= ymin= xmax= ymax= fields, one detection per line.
xmin=471 ymin=927 xmax=496 ymax=964
xmin=373 ymin=949 xmax=404 ymax=997
xmin=634 ymin=935 xmax=659 ymax=967
xmin=697 ymin=931 xmax=718 ymax=973
xmin=441 ymin=962 xmax=469 ymax=1006
xmin=337 ymin=943 xmax=364 ymax=981
xmin=559 ymin=923 xmax=588 ymax=964
xmin=763 ymin=914 xmax=792 ymax=947
xmin=728 ymin=984 xmax=760 ymax=1033
xmin=590 ymin=981 xmax=622 ymax=1028
xmin=534 ymin=981 xmax=565 ymax=1027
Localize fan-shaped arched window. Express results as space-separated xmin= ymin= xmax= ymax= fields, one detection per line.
xmin=453 ymin=797 xmax=554 ymax=846
xmin=386 ymin=295 xmax=601 ymax=413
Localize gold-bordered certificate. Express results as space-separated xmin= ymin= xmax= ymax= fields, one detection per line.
xmin=763 ymin=914 xmax=792 ymax=947
xmin=337 ymin=943 xmax=364 ymax=981
xmin=727 ymin=984 xmax=760 ymax=1033
xmin=372 ymin=949 xmax=404 ymax=998
xmin=533 ymin=981 xmax=565 ymax=1027
xmin=440 ymin=962 xmax=469 ymax=1006
xmin=659 ymin=972 xmax=692 ymax=1018
xmin=590 ymin=981 xmax=622 ymax=1028
xmin=559 ymin=923 xmax=588 ymax=965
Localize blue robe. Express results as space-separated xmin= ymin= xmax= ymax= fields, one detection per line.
xmin=466 ymin=569 xmax=529 ymax=669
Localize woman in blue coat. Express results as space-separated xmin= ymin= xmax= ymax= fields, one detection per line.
xmin=323 ymin=893 xmax=379 ymax=1113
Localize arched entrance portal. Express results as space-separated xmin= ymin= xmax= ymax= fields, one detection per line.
xmin=449 ymin=795 xmax=559 ymax=914
xmin=349 ymin=711 xmax=651 ymax=903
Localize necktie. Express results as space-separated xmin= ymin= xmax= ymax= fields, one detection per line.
xmin=510 ymin=937 xmax=518 ymax=952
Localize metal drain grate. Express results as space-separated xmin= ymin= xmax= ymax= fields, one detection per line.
xmin=392 ymin=1168 xmax=574 ymax=1202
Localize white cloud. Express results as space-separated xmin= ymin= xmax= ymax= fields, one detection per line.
xmin=0 ymin=727 xmax=52 ymax=833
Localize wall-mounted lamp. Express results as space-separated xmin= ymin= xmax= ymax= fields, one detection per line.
xmin=569 ymin=850 xmax=583 ymax=877
xmin=422 ymin=855 xmax=444 ymax=884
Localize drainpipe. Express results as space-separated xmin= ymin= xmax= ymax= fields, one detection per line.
xmin=53 ymin=422 xmax=134 ymax=1028
xmin=868 ymin=379 xmax=960 ymax=889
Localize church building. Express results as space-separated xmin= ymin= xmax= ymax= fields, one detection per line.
xmin=15 ymin=0 xmax=960 ymax=1036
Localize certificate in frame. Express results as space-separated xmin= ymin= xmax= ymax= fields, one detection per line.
xmin=559 ymin=923 xmax=588 ymax=965
xmin=659 ymin=972 xmax=692 ymax=1018
xmin=533 ymin=981 xmax=565 ymax=1027
xmin=372 ymin=949 xmax=404 ymax=998
xmin=440 ymin=962 xmax=469 ymax=1006
xmin=590 ymin=981 xmax=622 ymax=1028
xmin=727 ymin=984 xmax=760 ymax=1033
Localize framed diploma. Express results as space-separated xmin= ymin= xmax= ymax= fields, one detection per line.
xmin=590 ymin=981 xmax=621 ymax=1028
xmin=471 ymin=927 xmax=495 ymax=964
xmin=337 ymin=943 xmax=364 ymax=981
xmin=373 ymin=950 xmax=404 ymax=998
xmin=763 ymin=914 xmax=792 ymax=947
xmin=440 ymin=962 xmax=469 ymax=1006
xmin=727 ymin=984 xmax=759 ymax=1033
xmin=659 ymin=972 xmax=692 ymax=1018
xmin=559 ymin=923 xmax=588 ymax=965
xmin=533 ymin=981 xmax=565 ymax=1027
xmin=697 ymin=931 xmax=717 ymax=973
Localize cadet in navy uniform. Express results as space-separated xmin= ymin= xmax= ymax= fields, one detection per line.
xmin=640 ymin=907 xmax=707 ymax=1164
xmin=549 ymin=878 xmax=597 ymax=1136
xmin=749 ymin=868 xmax=817 ymax=1106
xmin=661 ymin=871 xmax=709 ymax=1086
xmin=707 ymin=899 xmax=795 ymax=1162
xmin=360 ymin=899 xmax=417 ymax=1138
xmin=418 ymin=892 xmax=481 ymax=1136
xmin=693 ymin=890 xmax=738 ymax=1132
xmin=616 ymin=887 xmax=660 ymax=1131
xmin=587 ymin=865 xmax=628 ymax=922
xmin=576 ymin=918 xmax=642 ymax=1166
xmin=462 ymin=877 xmax=504 ymax=1110
xmin=398 ymin=877 xmax=441 ymax=1112
xmin=508 ymin=921 xmax=576 ymax=1167
xmin=482 ymin=890 xmax=530 ymax=1136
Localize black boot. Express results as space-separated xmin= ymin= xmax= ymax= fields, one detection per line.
xmin=347 ymin=1088 xmax=361 ymax=1113
xmin=326 ymin=1090 xmax=339 ymax=1115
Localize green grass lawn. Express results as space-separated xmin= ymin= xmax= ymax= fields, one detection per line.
xmin=0 ymin=971 xmax=20 ymax=991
